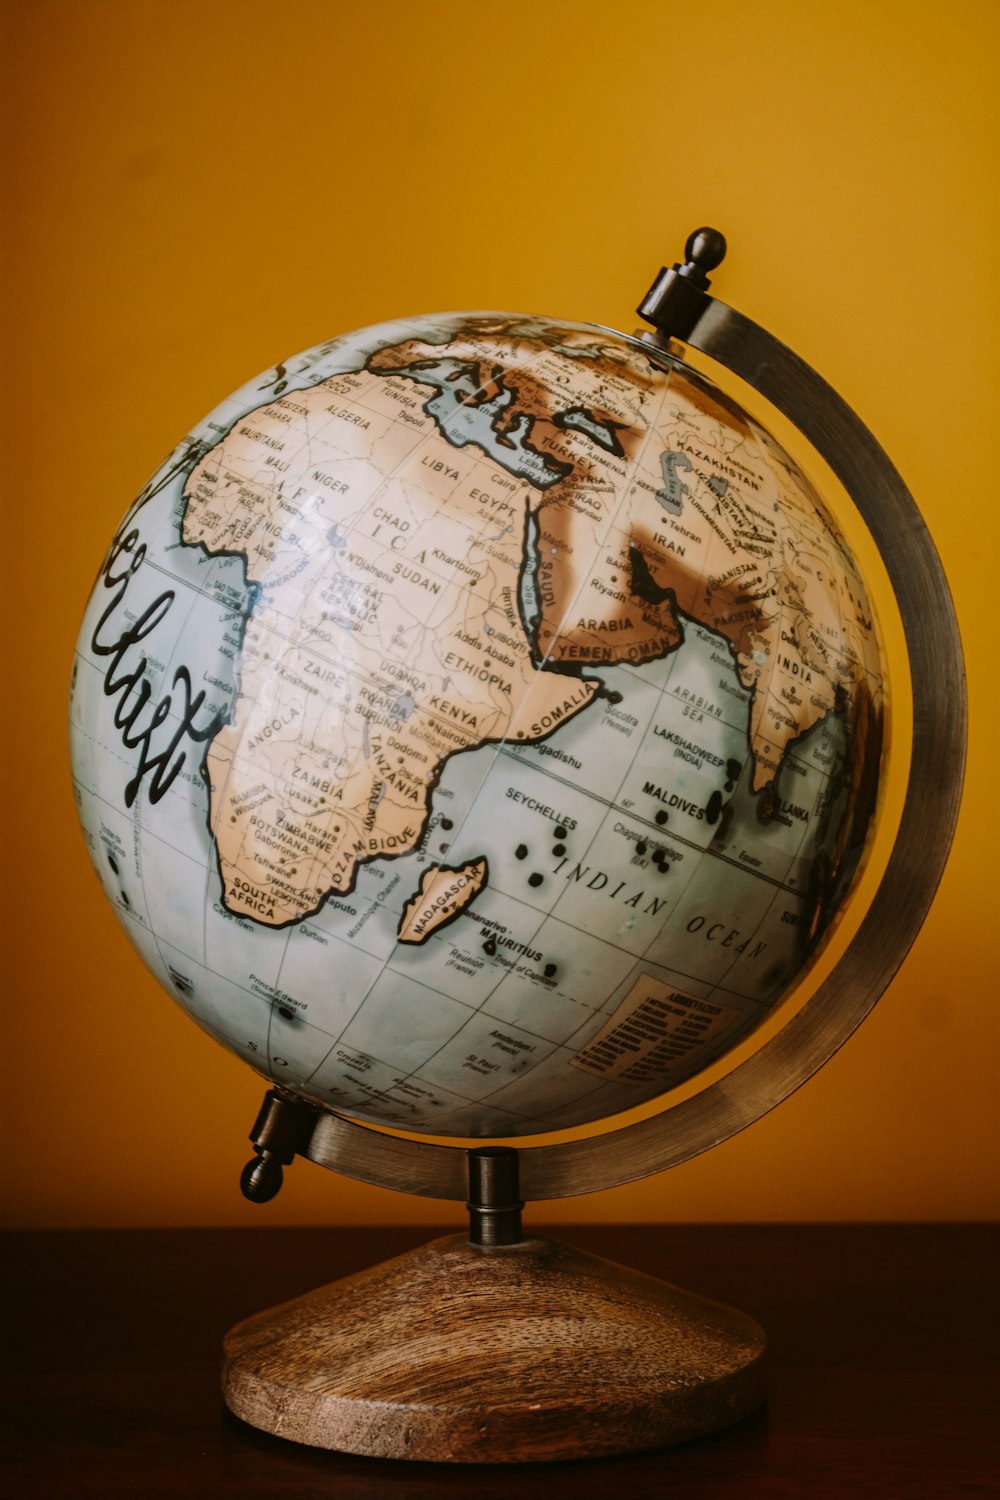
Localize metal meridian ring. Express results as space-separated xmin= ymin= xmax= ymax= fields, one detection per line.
xmin=303 ymin=299 xmax=967 ymax=1202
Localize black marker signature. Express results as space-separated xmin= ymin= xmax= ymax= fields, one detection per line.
xmin=90 ymin=523 xmax=227 ymax=809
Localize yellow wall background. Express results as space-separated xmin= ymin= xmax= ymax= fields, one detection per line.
xmin=4 ymin=0 xmax=997 ymax=1229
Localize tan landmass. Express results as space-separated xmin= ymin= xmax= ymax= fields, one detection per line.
xmin=182 ymin=368 xmax=599 ymax=927
xmin=183 ymin=319 xmax=880 ymax=928
xmin=397 ymin=858 xmax=488 ymax=944
xmin=370 ymin=330 xmax=880 ymax=793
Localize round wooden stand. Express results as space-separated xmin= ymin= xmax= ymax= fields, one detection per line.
xmin=222 ymin=1233 xmax=766 ymax=1463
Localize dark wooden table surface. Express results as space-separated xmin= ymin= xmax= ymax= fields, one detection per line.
xmin=3 ymin=1224 xmax=997 ymax=1496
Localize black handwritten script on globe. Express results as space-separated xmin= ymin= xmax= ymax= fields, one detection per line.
xmin=70 ymin=313 xmax=884 ymax=1136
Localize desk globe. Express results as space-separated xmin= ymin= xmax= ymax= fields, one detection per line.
xmin=69 ymin=231 xmax=965 ymax=1463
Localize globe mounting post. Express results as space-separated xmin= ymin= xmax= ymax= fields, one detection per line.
xmin=466 ymin=1145 xmax=524 ymax=1247
xmin=636 ymin=226 xmax=727 ymax=341
xmin=240 ymin=1090 xmax=527 ymax=1249
xmin=239 ymin=1088 xmax=320 ymax=1204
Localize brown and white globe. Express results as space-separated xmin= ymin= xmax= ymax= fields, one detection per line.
xmin=70 ymin=312 xmax=884 ymax=1137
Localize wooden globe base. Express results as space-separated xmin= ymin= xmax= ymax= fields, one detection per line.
xmin=222 ymin=1233 xmax=766 ymax=1463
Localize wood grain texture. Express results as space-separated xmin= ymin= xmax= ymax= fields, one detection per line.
xmin=4 ymin=1225 xmax=998 ymax=1496
xmin=222 ymin=1233 xmax=766 ymax=1461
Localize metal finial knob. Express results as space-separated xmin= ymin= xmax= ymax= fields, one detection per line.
xmin=683 ymin=227 xmax=727 ymax=283
xmin=237 ymin=1087 xmax=319 ymax=1203
xmin=240 ymin=1152 xmax=285 ymax=1203
xmin=637 ymin=226 xmax=728 ymax=343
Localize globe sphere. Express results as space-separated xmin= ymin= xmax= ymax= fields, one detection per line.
xmin=70 ymin=312 xmax=884 ymax=1137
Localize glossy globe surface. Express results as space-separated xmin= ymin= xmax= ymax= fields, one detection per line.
xmin=70 ymin=312 xmax=884 ymax=1136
